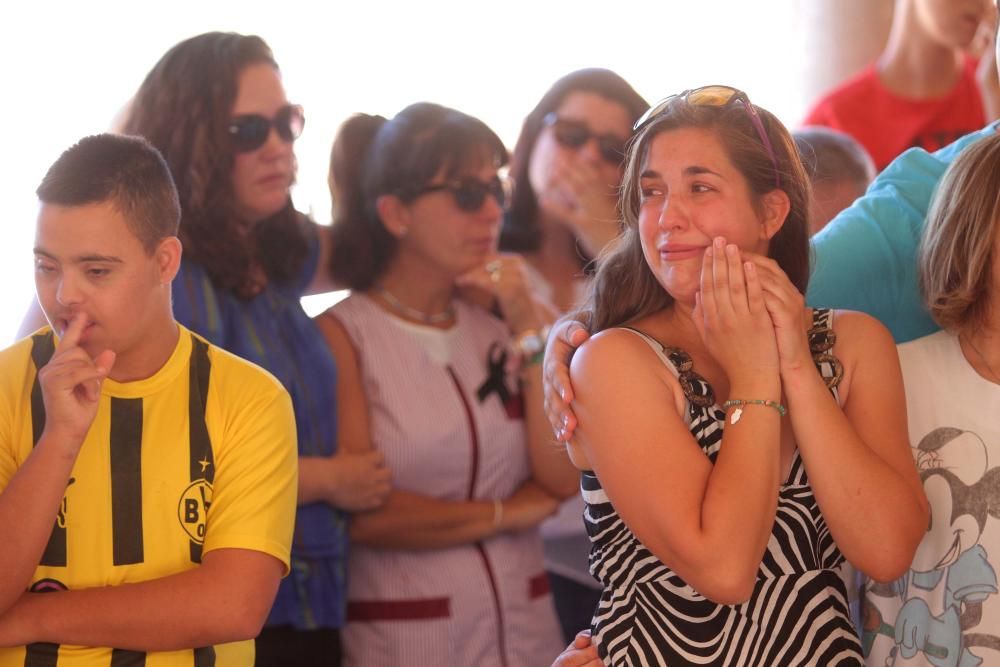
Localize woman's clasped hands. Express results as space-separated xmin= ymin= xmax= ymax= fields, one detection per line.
xmin=692 ymin=236 xmax=780 ymax=382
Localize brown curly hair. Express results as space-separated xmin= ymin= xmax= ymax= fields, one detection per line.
xmin=122 ymin=32 xmax=308 ymax=295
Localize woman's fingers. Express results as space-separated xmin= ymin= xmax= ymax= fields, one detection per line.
xmin=699 ymin=240 xmax=717 ymax=322
xmin=743 ymin=253 xmax=791 ymax=291
xmin=744 ymin=261 xmax=766 ymax=315
xmin=711 ymin=237 xmax=735 ymax=318
xmin=725 ymin=242 xmax=749 ymax=313
xmin=455 ymin=256 xmax=497 ymax=292
xmin=702 ymin=237 xmax=758 ymax=323
xmin=742 ymin=253 xmax=801 ymax=314
xmin=542 ymin=319 xmax=588 ymax=440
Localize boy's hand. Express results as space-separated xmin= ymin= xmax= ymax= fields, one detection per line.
xmin=38 ymin=313 xmax=115 ymax=455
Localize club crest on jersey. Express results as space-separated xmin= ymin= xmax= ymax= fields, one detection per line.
xmin=177 ymin=479 xmax=213 ymax=543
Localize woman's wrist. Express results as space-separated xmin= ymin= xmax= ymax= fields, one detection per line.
xmin=779 ymin=361 xmax=828 ymax=398
xmin=505 ymin=304 xmax=544 ymax=336
xmin=487 ymin=498 xmax=510 ymax=535
xmin=512 ymin=325 xmax=551 ymax=370
xmin=777 ymin=347 xmax=815 ymax=375
xmin=727 ymin=377 xmax=782 ymax=404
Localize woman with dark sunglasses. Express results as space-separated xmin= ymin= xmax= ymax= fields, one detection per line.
xmin=316 ymin=103 xmax=578 ymax=666
xmin=501 ymin=69 xmax=647 ymax=314
xmin=118 ymin=32 xmax=391 ymax=666
xmin=547 ymin=87 xmax=927 ymax=666
xmin=498 ymin=68 xmax=648 ymax=646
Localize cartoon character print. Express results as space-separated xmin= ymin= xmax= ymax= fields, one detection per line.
xmin=864 ymin=427 xmax=1000 ymax=666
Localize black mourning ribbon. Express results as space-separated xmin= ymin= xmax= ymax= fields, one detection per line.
xmin=477 ymin=342 xmax=511 ymax=405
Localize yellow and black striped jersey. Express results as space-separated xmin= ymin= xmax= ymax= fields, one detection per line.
xmin=0 ymin=325 xmax=298 ymax=666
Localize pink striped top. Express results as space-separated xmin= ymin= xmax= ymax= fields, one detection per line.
xmin=326 ymin=294 xmax=562 ymax=667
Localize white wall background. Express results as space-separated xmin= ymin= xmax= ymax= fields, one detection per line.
xmin=1 ymin=0 xmax=883 ymax=341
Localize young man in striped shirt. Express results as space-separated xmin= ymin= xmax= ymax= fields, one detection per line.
xmin=0 ymin=134 xmax=298 ymax=666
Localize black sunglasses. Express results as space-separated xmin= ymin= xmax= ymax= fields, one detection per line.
xmin=543 ymin=112 xmax=627 ymax=165
xmin=407 ymin=175 xmax=510 ymax=212
xmin=227 ymin=104 xmax=305 ymax=154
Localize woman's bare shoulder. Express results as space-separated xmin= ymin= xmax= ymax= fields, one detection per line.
xmin=571 ymin=326 xmax=683 ymax=404
xmin=574 ymin=327 xmax=662 ymax=373
xmin=827 ymin=309 xmax=894 ymax=346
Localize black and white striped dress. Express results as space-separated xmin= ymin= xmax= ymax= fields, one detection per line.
xmin=583 ymin=308 xmax=863 ymax=666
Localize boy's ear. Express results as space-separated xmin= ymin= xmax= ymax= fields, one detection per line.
xmin=156 ymin=237 xmax=182 ymax=284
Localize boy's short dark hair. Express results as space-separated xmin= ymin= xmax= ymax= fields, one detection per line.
xmin=36 ymin=134 xmax=181 ymax=253
xmin=794 ymin=126 xmax=876 ymax=191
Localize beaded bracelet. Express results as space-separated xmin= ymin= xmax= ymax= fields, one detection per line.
xmin=513 ymin=325 xmax=551 ymax=369
xmin=721 ymin=399 xmax=787 ymax=425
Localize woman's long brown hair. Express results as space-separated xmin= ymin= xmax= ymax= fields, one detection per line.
xmin=123 ymin=31 xmax=308 ymax=295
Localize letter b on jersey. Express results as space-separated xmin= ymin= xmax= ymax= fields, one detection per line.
xmin=177 ymin=479 xmax=213 ymax=543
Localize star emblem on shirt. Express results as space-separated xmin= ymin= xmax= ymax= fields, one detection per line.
xmin=198 ymin=457 xmax=211 ymax=473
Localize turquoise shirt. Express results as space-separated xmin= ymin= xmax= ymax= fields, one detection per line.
xmin=807 ymin=123 xmax=999 ymax=343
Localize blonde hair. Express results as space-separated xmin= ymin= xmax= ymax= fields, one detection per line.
xmin=919 ymin=132 xmax=1000 ymax=333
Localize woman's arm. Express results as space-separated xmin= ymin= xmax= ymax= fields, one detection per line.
xmin=521 ymin=356 xmax=579 ymax=500
xmin=748 ymin=254 xmax=928 ymax=581
xmin=302 ymin=312 xmax=392 ymax=512
xmin=350 ymin=481 xmax=557 ymax=550
xmin=571 ymin=329 xmax=782 ymax=605
xmin=572 ymin=242 xmax=789 ymax=604
xmin=783 ymin=312 xmax=928 ymax=581
xmin=458 ymin=254 xmax=579 ymax=499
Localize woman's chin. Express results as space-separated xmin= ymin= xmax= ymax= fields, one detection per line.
xmin=238 ymin=196 xmax=292 ymax=224
xmin=653 ymin=275 xmax=698 ymax=306
xmin=671 ymin=292 xmax=697 ymax=308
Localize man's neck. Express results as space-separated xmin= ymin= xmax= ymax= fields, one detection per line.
xmin=878 ymin=4 xmax=966 ymax=98
xmin=107 ymin=319 xmax=181 ymax=383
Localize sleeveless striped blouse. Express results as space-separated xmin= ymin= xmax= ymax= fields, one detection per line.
xmin=584 ymin=308 xmax=863 ymax=666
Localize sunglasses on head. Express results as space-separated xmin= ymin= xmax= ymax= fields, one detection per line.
xmin=408 ymin=175 xmax=511 ymax=212
xmin=634 ymin=85 xmax=781 ymax=188
xmin=543 ymin=113 xmax=627 ymax=165
xmin=228 ymin=104 xmax=305 ymax=154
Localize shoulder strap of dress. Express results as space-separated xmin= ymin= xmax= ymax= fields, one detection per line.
xmin=808 ymin=308 xmax=844 ymax=392
xmin=615 ymin=327 xmax=715 ymax=407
